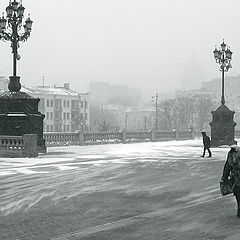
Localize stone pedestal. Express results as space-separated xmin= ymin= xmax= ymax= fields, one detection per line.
xmin=23 ymin=134 xmax=38 ymax=157
xmin=209 ymin=104 xmax=237 ymax=147
xmin=0 ymin=91 xmax=46 ymax=153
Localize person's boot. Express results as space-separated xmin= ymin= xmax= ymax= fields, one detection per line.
xmin=208 ymin=150 xmax=212 ymax=158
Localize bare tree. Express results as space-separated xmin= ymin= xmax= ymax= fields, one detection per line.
xmin=159 ymin=99 xmax=177 ymax=130
xmin=90 ymin=102 xmax=119 ymax=131
xmin=158 ymin=94 xmax=216 ymax=131
xmin=195 ymin=94 xmax=216 ymax=131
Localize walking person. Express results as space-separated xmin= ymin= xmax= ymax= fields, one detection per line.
xmin=201 ymin=131 xmax=212 ymax=157
xmin=221 ymin=145 xmax=240 ymax=217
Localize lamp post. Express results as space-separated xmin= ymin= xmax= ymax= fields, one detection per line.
xmin=151 ymin=93 xmax=159 ymax=130
xmin=125 ymin=112 xmax=128 ymax=130
xmin=0 ymin=0 xmax=33 ymax=92
xmin=0 ymin=1 xmax=46 ymax=153
xmin=210 ymin=40 xmax=236 ymax=147
xmin=213 ymin=40 xmax=232 ymax=105
xmin=143 ymin=115 xmax=147 ymax=131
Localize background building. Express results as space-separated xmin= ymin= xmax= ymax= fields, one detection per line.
xmin=0 ymin=78 xmax=90 ymax=132
xmin=26 ymin=84 xmax=90 ymax=132
xmin=0 ymin=76 xmax=8 ymax=91
xmin=89 ymin=81 xmax=142 ymax=106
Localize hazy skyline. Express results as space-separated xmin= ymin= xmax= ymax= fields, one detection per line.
xmin=0 ymin=0 xmax=240 ymax=93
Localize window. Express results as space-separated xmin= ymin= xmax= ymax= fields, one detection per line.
xmin=85 ymin=113 xmax=87 ymax=120
xmin=46 ymin=99 xmax=49 ymax=107
xmin=67 ymin=125 xmax=70 ymax=132
xmin=72 ymin=100 xmax=78 ymax=109
xmin=67 ymin=113 xmax=70 ymax=120
xmin=55 ymin=125 xmax=62 ymax=132
xmin=46 ymin=112 xmax=49 ymax=120
xmin=46 ymin=125 xmax=49 ymax=132
xmin=55 ymin=99 xmax=62 ymax=109
xmin=63 ymin=112 xmax=66 ymax=120
xmin=72 ymin=113 xmax=78 ymax=121
xmin=67 ymin=100 xmax=70 ymax=108
xmin=55 ymin=112 xmax=62 ymax=121
xmin=50 ymin=112 xmax=53 ymax=120
xmin=84 ymin=100 xmax=87 ymax=108
xmin=63 ymin=100 xmax=66 ymax=108
xmin=81 ymin=101 xmax=83 ymax=108
xmin=50 ymin=100 xmax=53 ymax=107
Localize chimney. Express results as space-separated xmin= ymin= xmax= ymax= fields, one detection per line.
xmin=64 ymin=83 xmax=69 ymax=89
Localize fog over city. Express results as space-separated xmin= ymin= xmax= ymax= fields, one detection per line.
xmin=2 ymin=1 xmax=240 ymax=239
xmin=0 ymin=0 xmax=240 ymax=93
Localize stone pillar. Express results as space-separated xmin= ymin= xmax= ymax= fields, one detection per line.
xmin=175 ymin=130 xmax=179 ymax=140
xmin=23 ymin=134 xmax=38 ymax=157
xmin=151 ymin=130 xmax=155 ymax=142
xmin=122 ymin=130 xmax=127 ymax=144
xmin=77 ymin=131 xmax=84 ymax=146
xmin=209 ymin=104 xmax=237 ymax=147
xmin=0 ymin=91 xmax=46 ymax=153
xmin=190 ymin=130 xmax=194 ymax=139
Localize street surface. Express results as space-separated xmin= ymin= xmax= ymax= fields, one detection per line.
xmin=0 ymin=139 xmax=240 ymax=240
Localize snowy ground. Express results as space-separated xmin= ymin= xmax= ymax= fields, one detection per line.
xmin=0 ymin=139 xmax=239 ymax=240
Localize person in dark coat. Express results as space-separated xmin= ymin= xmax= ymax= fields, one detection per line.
xmin=201 ymin=131 xmax=212 ymax=157
xmin=221 ymin=145 xmax=240 ymax=217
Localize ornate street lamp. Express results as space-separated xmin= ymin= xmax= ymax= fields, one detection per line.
xmin=213 ymin=40 xmax=232 ymax=105
xmin=0 ymin=1 xmax=46 ymax=153
xmin=0 ymin=0 xmax=33 ymax=92
xmin=210 ymin=40 xmax=236 ymax=147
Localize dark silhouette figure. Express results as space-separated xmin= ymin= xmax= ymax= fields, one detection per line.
xmin=201 ymin=131 xmax=212 ymax=157
xmin=221 ymin=145 xmax=240 ymax=217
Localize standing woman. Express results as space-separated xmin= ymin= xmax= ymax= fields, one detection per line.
xmin=221 ymin=145 xmax=240 ymax=217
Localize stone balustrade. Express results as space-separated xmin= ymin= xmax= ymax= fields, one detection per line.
xmin=84 ymin=131 xmax=122 ymax=145
xmin=44 ymin=130 xmax=194 ymax=147
xmin=0 ymin=134 xmax=38 ymax=157
xmin=178 ymin=130 xmax=195 ymax=140
xmin=0 ymin=136 xmax=23 ymax=151
xmin=0 ymin=131 xmax=194 ymax=157
xmin=154 ymin=130 xmax=176 ymax=141
xmin=125 ymin=131 xmax=151 ymax=143
xmin=44 ymin=132 xmax=79 ymax=146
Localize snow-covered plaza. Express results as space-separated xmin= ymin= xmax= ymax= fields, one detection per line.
xmin=0 ymin=139 xmax=240 ymax=240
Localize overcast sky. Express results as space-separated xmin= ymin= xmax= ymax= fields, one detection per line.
xmin=0 ymin=0 xmax=240 ymax=94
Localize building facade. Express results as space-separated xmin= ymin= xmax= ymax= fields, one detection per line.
xmin=89 ymin=81 xmax=142 ymax=104
xmin=0 ymin=79 xmax=90 ymax=132
xmin=0 ymin=76 xmax=8 ymax=91
xmin=27 ymin=84 xmax=90 ymax=132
